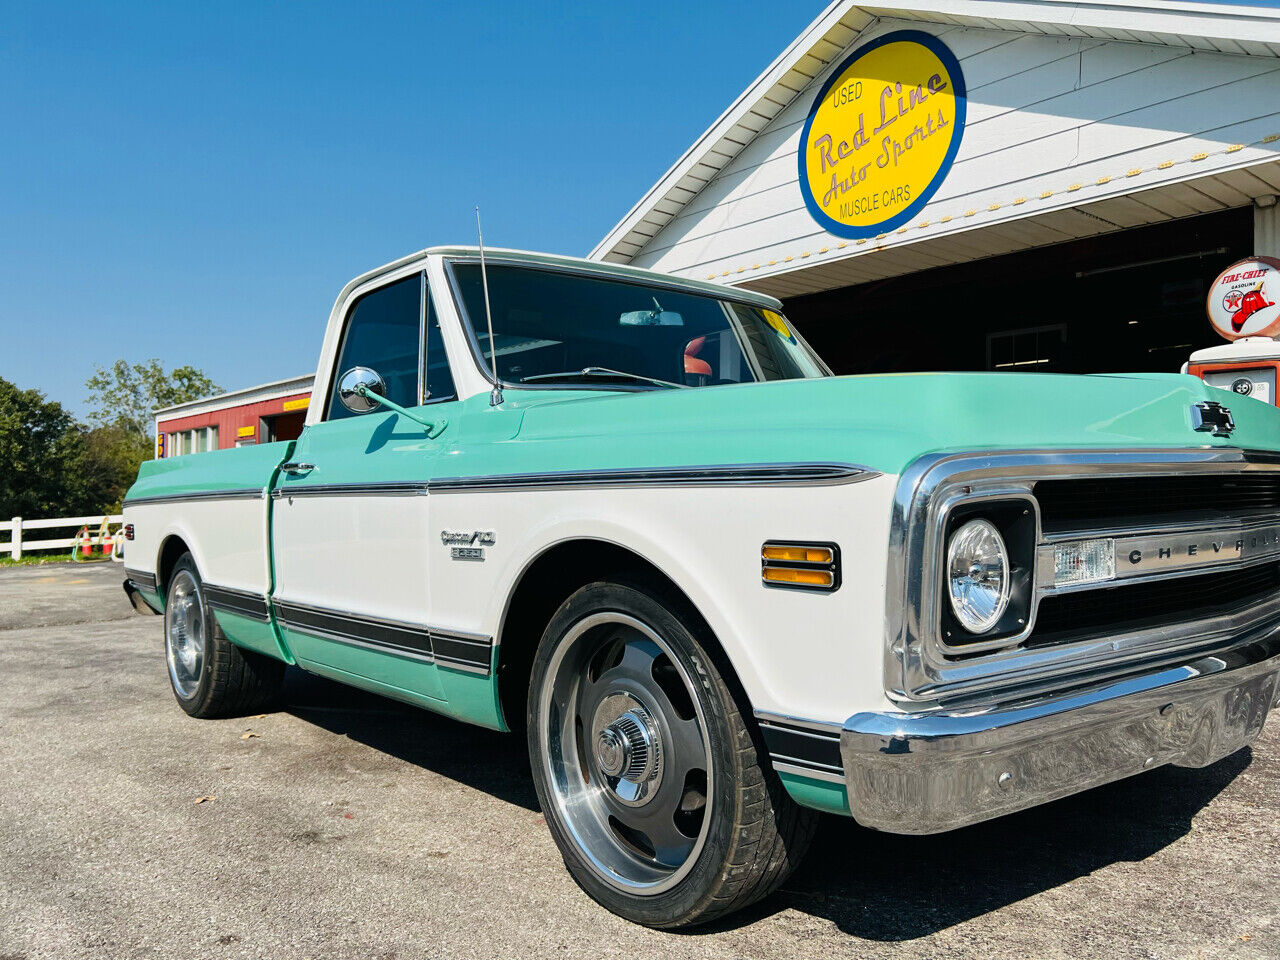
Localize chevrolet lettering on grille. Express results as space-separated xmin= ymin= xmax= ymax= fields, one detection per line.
xmin=1117 ymin=524 xmax=1280 ymax=579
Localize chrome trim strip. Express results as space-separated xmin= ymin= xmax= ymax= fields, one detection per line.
xmin=756 ymin=713 xmax=844 ymax=775
xmin=885 ymin=447 xmax=1280 ymax=704
xmin=272 ymin=598 xmax=431 ymax=632
xmin=769 ymin=754 xmax=845 ymax=774
xmin=178 ymin=466 xmax=875 ymax=503
xmin=753 ymin=710 xmax=845 ymax=735
xmin=270 ymin=598 xmax=494 ymax=675
xmin=429 ymin=654 xmax=492 ymax=676
xmin=275 ymin=604 xmax=435 ymax=662
xmin=428 ymin=625 xmax=492 ymax=644
xmin=428 ymin=462 xmax=876 ymax=493
xmin=771 ymin=761 xmax=847 ymax=785
xmin=845 ymin=626 xmax=1280 ymax=834
xmin=283 ymin=623 xmax=437 ymax=666
xmin=429 ymin=632 xmax=496 ymax=673
xmin=204 ymin=584 xmax=270 ymax=622
xmin=271 ymin=482 xmax=429 ymax=499
xmin=123 ymin=488 xmax=265 ymax=506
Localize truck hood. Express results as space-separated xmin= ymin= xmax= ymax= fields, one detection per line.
xmin=458 ymin=372 xmax=1280 ymax=478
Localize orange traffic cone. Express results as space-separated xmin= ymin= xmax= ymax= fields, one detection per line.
xmin=78 ymin=527 xmax=92 ymax=558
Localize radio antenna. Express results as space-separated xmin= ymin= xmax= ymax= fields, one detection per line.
xmin=475 ymin=205 xmax=503 ymax=407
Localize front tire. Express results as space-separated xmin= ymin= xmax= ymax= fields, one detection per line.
xmin=164 ymin=554 xmax=284 ymax=718
xmin=527 ymin=581 xmax=817 ymax=928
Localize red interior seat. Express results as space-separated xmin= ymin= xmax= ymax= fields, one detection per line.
xmin=684 ymin=336 xmax=712 ymax=376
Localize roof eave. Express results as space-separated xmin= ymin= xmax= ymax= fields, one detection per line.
xmin=588 ymin=0 xmax=1280 ymax=266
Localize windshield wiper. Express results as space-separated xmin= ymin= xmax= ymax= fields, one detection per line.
xmin=520 ymin=367 xmax=687 ymax=389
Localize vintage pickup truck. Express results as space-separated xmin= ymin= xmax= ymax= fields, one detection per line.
xmin=122 ymin=247 xmax=1280 ymax=928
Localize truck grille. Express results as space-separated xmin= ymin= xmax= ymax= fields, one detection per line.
xmin=1028 ymin=561 xmax=1280 ymax=649
xmin=1035 ymin=473 xmax=1280 ymax=534
xmin=889 ymin=449 xmax=1280 ymax=703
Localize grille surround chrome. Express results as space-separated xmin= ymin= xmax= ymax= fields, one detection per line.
xmin=885 ymin=447 xmax=1280 ymax=705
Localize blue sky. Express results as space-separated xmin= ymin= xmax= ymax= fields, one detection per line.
xmin=2 ymin=2 xmax=1277 ymax=416
xmin=0 ymin=1 xmax=816 ymax=415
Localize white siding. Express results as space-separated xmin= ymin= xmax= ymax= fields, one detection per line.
xmin=628 ymin=19 xmax=1280 ymax=287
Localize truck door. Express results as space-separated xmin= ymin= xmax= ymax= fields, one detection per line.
xmin=270 ymin=271 xmax=459 ymax=707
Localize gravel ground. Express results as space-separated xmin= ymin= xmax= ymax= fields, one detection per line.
xmin=1 ymin=562 xmax=1277 ymax=959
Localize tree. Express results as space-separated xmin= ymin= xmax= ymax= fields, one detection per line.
xmin=85 ymin=359 xmax=220 ymax=439
xmin=72 ymin=424 xmax=153 ymax=514
xmin=0 ymin=378 xmax=87 ymax=518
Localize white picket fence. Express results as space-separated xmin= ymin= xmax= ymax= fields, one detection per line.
xmin=1 ymin=515 xmax=123 ymax=559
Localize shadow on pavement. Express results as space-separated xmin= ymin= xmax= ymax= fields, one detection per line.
xmin=764 ymin=747 xmax=1251 ymax=941
xmin=277 ymin=663 xmax=1251 ymax=940
xmin=280 ymin=666 xmax=540 ymax=812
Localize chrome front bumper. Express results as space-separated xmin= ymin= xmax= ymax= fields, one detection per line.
xmin=840 ymin=627 xmax=1280 ymax=834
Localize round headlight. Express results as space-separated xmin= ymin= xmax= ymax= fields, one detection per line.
xmin=946 ymin=519 xmax=1012 ymax=634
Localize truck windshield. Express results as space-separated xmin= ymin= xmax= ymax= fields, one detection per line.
xmin=449 ymin=262 xmax=828 ymax=389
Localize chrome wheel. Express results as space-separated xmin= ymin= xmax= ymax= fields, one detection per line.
xmin=538 ymin=612 xmax=713 ymax=895
xmin=165 ymin=570 xmax=207 ymax=700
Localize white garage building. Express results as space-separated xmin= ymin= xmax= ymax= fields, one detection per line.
xmin=591 ymin=0 xmax=1280 ymax=375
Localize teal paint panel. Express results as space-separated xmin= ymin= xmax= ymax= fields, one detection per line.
xmin=295 ymin=657 xmax=448 ymax=713
xmin=126 ymin=440 xmax=293 ymax=501
xmin=436 ymin=652 xmax=506 ymax=731
xmin=138 ymin=588 xmax=165 ymax=613
xmin=282 ymin=626 xmax=446 ymax=701
xmin=778 ymin=772 xmax=852 ymax=817
xmin=213 ymin=609 xmax=292 ymax=663
xmin=431 ymin=372 xmax=1280 ymax=485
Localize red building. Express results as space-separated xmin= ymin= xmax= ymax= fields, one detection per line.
xmin=153 ymin=374 xmax=313 ymax=457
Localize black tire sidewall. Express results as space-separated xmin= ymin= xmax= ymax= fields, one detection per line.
xmin=526 ymin=581 xmax=742 ymax=927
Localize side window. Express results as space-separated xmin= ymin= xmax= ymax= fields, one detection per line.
xmin=327 ymin=275 xmax=422 ymax=420
xmin=423 ymin=291 xmax=457 ymax=403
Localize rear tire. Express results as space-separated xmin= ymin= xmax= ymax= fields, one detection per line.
xmin=164 ymin=554 xmax=284 ymax=718
xmin=526 ymin=580 xmax=817 ymax=928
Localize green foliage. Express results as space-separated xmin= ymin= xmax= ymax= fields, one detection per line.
xmin=0 ymin=378 xmax=85 ymax=518
xmin=1 ymin=361 xmax=216 ymax=519
xmin=85 ymin=358 xmax=220 ymax=439
xmin=76 ymin=423 xmax=152 ymax=513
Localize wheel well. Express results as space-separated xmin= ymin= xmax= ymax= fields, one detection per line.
xmin=156 ymin=536 xmax=192 ymax=596
xmin=496 ymin=539 xmax=738 ymax=731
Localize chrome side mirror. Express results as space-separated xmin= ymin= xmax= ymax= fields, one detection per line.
xmin=337 ymin=366 xmax=387 ymax=414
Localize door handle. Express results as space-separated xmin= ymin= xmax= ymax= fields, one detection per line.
xmin=280 ymin=462 xmax=315 ymax=474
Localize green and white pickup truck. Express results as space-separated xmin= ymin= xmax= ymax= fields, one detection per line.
xmin=122 ymin=246 xmax=1280 ymax=927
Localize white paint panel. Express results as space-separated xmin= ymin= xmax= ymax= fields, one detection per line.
xmin=124 ymin=498 xmax=271 ymax=595
xmin=427 ymin=474 xmax=901 ymax=724
xmin=272 ymin=495 xmax=431 ymax=628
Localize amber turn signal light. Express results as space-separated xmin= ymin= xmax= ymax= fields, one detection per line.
xmin=761 ymin=544 xmax=835 ymax=564
xmin=762 ymin=567 xmax=835 ymax=588
xmin=761 ymin=541 xmax=840 ymax=592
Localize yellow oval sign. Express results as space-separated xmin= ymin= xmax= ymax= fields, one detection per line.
xmin=798 ymin=31 xmax=965 ymax=239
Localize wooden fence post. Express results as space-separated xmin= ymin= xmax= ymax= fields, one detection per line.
xmin=10 ymin=517 xmax=20 ymax=560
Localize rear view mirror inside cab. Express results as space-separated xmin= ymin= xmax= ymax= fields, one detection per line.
xmin=620 ymin=309 xmax=683 ymax=326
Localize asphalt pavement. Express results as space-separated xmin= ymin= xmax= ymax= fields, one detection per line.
xmin=1 ymin=562 xmax=1277 ymax=959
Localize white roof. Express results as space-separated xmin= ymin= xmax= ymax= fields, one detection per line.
xmin=590 ymin=0 xmax=1280 ymax=268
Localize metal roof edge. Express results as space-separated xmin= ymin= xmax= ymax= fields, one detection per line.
xmin=152 ymin=373 xmax=315 ymax=417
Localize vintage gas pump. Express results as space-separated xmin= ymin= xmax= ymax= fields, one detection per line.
xmin=1184 ymin=256 xmax=1280 ymax=406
